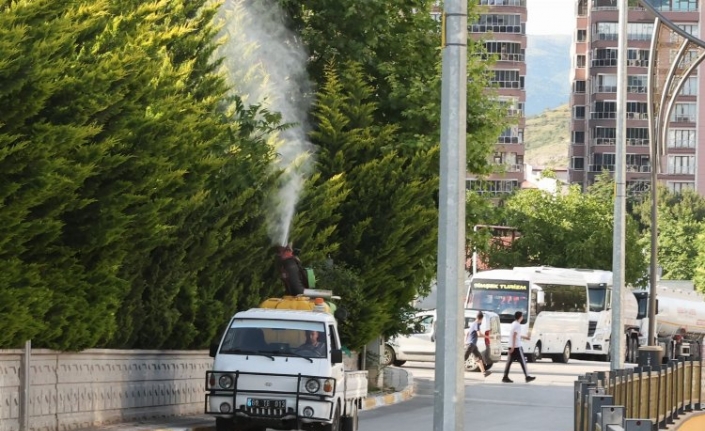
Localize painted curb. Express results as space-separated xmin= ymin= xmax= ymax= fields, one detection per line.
xmin=363 ymin=367 xmax=416 ymax=411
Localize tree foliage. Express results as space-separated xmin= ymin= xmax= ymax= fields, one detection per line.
xmin=478 ymin=184 xmax=646 ymax=285
xmin=633 ymin=186 xmax=705 ymax=285
xmin=0 ymin=0 xmax=507 ymax=350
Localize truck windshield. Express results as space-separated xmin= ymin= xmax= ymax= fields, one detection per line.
xmin=219 ymin=319 xmax=328 ymax=359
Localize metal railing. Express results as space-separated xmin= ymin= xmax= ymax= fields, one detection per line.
xmin=574 ymin=358 xmax=703 ymax=431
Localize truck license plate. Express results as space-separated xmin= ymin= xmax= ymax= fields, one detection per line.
xmin=247 ymin=398 xmax=286 ymax=409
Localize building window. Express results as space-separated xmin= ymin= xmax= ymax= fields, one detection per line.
xmin=572 ymin=131 xmax=585 ymax=144
xmin=627 ymin=75 xmax=648 ymax=93
xmin=484 ymin=41 xmax=524 ymax=61
xmin=572 ymin=157 xmax=585 ymax=170
xmin=593 ymin=48 xmax=618 ymax=67
xmin=468 ymin=179 xmax=520 ymax=196
xmin=627 ymin=49 xmax=650 ymax=67
xmin=577 ymin=29 xmax=587 ymax=42
xmin=668 ymin=129 xmax=696 ymax=148
xmin=576 ymin=55 xmax=586 ymax=68
xmin=678 ymin=24 xmax=699 ymax=36
xmin=626 ymin=128 xmax=649 ymax=146
xmin=626 ymin=102 xmax=648 ymax=119
xmin=679 ymin=76 xmax=698 ymax=96
xmin=627 ymin=180 xmax=650 ymax=196
xmin=578 ymin=0 xmax=587 ymax=16
xmin=595 ymin=74 xmax=617 ymax=93
xmin=574 ymin=106 xmax=585 ymax=119
xmin=592 ymin=101 xmax=617 ymax=119
xmin=491 ymin=70 xmax=523 ymax=88
xmin=655 ymin=0 xmax=698 ymax=12
xmin=626 ymin=154 xmax=650 ymax=173
xmin=668 ymin=155 xmax=695 ymax=175
xmin=592 ymin=153 xmax=616 ymax=172
xmin=470 ymin=14 xmax=524 ymax=33
xmin=574 ymin=80 xmax=586 ymax=93
xmin=596 ymin=22 xmax=618 ymax=40
xmin=498 ymin=127 xmax=523 ymax=144
xmin=594 ymin=127 xmax=616 ymax=145
xmin=671 ymin=103 xmax=696 ymax=122
xmin=627 ymin=23 xmax=653 ymax=41
xmin=668 ymin=181 xmax=695 ymax=193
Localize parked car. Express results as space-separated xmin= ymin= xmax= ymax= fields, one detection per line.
xmin=381 ymin=309 xmax=502 ymax=372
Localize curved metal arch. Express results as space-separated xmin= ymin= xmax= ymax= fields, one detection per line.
xmin=638 ymin=1 xmax=705 ymax=171
xmin=639 ymin=1 xmax=705 ymax=47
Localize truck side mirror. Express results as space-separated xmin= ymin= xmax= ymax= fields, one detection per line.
xmin=536 ymin=291 xmax=545 ymax=305
xmin=334 ymin=307 xmax=348 ymax=322
xmin=331 ymin=349 xmax=343 ymax=364
xmin=209 ymin=343 xmax=219 ymax=358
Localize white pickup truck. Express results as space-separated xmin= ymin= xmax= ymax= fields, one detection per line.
xmin=205 ymin=305 xmax=367 ymax=431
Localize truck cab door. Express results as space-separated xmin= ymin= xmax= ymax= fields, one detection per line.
xmin=329 ymin=324 xmax=345 ymax=391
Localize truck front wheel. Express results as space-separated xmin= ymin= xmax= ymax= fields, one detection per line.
xmin=341 ymin=403 xmax=358 ymax=431
xmin=323 ymin=404 xmax=341 ymax=431
xmin=215 ymin=417 xmax=234 ymax=431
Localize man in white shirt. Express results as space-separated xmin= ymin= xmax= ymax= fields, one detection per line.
xmin=502 ymin=311 xmax=536 ymax=383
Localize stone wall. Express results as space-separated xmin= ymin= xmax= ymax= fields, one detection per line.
xmin=0 ymin=349 xmax=211 ymax=431
xmin=0 ymin=348 xmax=363 ymax=431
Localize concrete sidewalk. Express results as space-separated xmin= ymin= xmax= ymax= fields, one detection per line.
xmin=78 ymin=367 xmax=415 ymax=431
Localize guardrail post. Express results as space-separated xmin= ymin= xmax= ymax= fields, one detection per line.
xmin=598 ymin=405 xmax=624 ymax=431
xmin=589 ymin=393 xmax=613 ymax=431
xmin=623 ymin=418 xmax=653 ymax=431
xmin=697 ymin=350 xmax=703 ymax=410
xmin=676 ymin=358 xmax=685 ymax=417
xmin=667 ymin=360 xmax=675 ymax=425
xmin=19 ymin=340 xmax=31 ymax=431
xmin=575 ymin=377 xmax=589 ymax=431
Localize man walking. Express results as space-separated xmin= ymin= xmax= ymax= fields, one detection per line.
xmin=464 ymin=311 xmax=492 ymax=377
xmin=502 ymin=311 xmax=536 ymax=383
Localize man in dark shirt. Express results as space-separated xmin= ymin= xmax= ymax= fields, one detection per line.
xmin=464 ymin=311 xmax=491 ymax=377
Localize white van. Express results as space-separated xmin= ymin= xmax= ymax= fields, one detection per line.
xmin=382 ymin=309 xmax=502 ymax=372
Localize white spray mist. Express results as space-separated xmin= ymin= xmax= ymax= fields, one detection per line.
xmin=215 ymin=0 xmax=315 ymax=246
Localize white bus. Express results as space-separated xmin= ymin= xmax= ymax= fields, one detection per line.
xmin=465 ymin=267 xmax=637 ymax=363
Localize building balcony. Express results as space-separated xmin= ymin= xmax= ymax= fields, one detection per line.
xmin=497 ymin=136 xmax=523 ymax=144
xmin=469 ymin=24 xmax=525 ymax=34
xmin=589 ymin=164 xmax=614 ymax=172
xmin=479 ymin=0 xmax=526 ymax=6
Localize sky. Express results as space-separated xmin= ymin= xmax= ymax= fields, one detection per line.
xmin=526 ymin=0 xmax=575 ymax=36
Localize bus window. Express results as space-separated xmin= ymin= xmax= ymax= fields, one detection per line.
xmin=539 ymin=284 xmax=588 ymax=313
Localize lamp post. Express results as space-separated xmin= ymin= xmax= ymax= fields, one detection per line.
xmin=435 ymin=1 xmax=467 ymax=430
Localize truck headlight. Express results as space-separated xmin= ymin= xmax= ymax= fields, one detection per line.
xmin=220 ymin=402 xmax=232 ymax=413
xmin=305 ymin=378 xmax=321 ymax=393
xmin=219 ymin=375 xmax=234 ymax=389
xmin=303 ymin=406 xmax=314 ymax=417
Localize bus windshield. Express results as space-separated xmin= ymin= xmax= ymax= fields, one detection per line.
xmin=467 ymin=279 xmax=530 ymax=324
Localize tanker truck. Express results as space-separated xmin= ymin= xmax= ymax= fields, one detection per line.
xmin=633 ymin=284 xmax=705 ymax=363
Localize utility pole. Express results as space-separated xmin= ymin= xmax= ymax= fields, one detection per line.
xmin=435 ymin=0 xmax=466 ymax=429
xmin=610 ymin=0 xmax=628 ymax=370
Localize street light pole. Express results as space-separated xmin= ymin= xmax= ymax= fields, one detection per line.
xmin=435 ymin=0 xmax=467 ymax=430
xmin=610 ymin=0 xmax=628 ymax=370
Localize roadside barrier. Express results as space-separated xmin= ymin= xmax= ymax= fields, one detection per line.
xmin=574 ymin=358 xmax=703 ymax=431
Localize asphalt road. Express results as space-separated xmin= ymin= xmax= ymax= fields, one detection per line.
xmin=359 ymin=357 xmax=612 ymax=431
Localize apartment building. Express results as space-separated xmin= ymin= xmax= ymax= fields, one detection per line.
xmin=466 ymin=0 xmax=528 ymax=197
xmin=569 ymin=0 xmax=703 ymax=195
